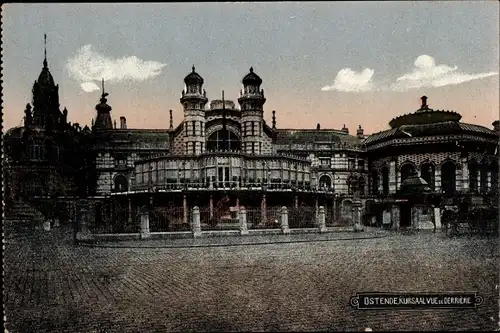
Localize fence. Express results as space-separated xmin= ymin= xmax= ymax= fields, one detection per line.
xmin=288 ymin=206 xmax=317 ymax=229
xmin=246 ymin=206 xmax=282 ymax=229
xmin=199 ymin=206 xmax=240 ymax=231
xmin=325 ymin=208 xmax=351 ymax=227
xmin=149 ymin=207 xmax=189 ymax=232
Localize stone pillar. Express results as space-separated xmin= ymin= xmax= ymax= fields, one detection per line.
xmin=261 ymin=194 xmax=267 ymax=224
xmin=128 ymin=197 xmax=132 ymax=224
xmin=352 ymin=200 xmax=363 ymax=232
xmin=140 ymin=210 xmax=150 ymax=239
xmin=294 ymin=195 xmax=298 ymax=208
xmin=209 ymin=194 xmax=214 ymax=218
xmin=389 ymin=160 xmax=397 ymax=194
xmin=192 ymin=206 xmax=202 ymax=238
xmin=183 ymin=194 xmax=188 ymax=225
xmin=390 ymin=206 xmax=400 ymax=231
xmin=318 ymin=206 xmax=327 ymax=233
xmin=281 ymin=206 xmax=290 ymax=234
xmin=412 ymin=206 xmax=419 ymax=230
xmin=239 ymin=206 xmax=249 ymax=235
xmin=433 ymin=207 xmax=441 ymax=230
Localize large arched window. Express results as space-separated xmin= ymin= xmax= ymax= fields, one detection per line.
xmin=206 ymin=130 xmax=241 ymax=152
xmin=382 ymin=167 xmax=389 ymax=196
xmin=319 ymin=175 xmax=332 ymax=189
xmin=441 ymin=161 xmax=456 ymax=195
xmin=420 ymin=163 xmax=435 ymax=190
xmin=400 ymin=163 xmax=416 ymax=183
xmin=371 ymin=170 xmax=379 ymax=195
xmin=114 ymin=175 xmax=129 ymax=192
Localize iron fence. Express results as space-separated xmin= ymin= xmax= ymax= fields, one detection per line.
xmin=325 ymin=208 xmax=350 ymax=227
xmin=199 ymin=206 xmax=240 ymax=231
xmin=246 ymin=206 xmax=281 ymax=229
xmin=149 ymin=207 xmax=190 ymax=232
xmin=288 ymin=206 xmax=317 ymax=229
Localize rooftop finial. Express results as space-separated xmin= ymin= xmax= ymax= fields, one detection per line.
xmin=102 ymin=78 xmax=105 ymax=95
xmin=250 ymin=67 xmax=254 ymax=73
xmin=169 ymin=109 xmax=173 ymax=129
xmin=421 ymin=95 xmax=428 ymax=109
xmin=192 ymin=65 xmax=195 ymax=72
xmin=43 ymin=34 xmax=48 ymax=68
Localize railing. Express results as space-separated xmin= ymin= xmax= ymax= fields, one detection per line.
xmin=246 ymin=206 xmax=281 ymax=229
xmin=149 ymin=207 xmax=189 ymax=232
xmin=288 ymin=206 xmax=317 ymax=229
xmin=198 ymin=206 xmax=239 ymax=231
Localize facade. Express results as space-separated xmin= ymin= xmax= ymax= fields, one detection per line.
xmin=4 ymin=49 xmax=499 ymax=231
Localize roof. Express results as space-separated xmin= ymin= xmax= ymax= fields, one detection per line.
xmin=37 ymin=66 xmax=55 ymax=87
xmin=364 ymin=121 xmax=496 ymax=145
xmin=4 ymin=126 xmax=25 ymax=140
xmin=184 ymin=66 xmax=203 ymax=85
xmin=242 ymin=67 xmax=262 ymax=85
xmin=275 ymin=129 xmax=362 ymax=145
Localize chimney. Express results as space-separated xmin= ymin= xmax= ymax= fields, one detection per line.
xmin=317 ymin=123 xmax=321 ymax=130
xmin=120 ymin=116 xmax=127 ymax=129
xmin=272 ymin=110 xmax=276 ymax=129
xmin=169 ymin=110 xmax=173 ymax=130
xmin=421 ymin=96 xmax=428 ymax=109
xmin=493 ymin=120 xmax=500 ymax=133
xmin=341 ymin=124 xmax=349 ymax=134
xmin=357 ymin=125 xmax=364 ymax=139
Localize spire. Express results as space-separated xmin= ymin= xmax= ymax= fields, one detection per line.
xmin=169 ymin=109 xmax=173 ymax=129
xmin=43 ymin=34 xmax=48 ymax=68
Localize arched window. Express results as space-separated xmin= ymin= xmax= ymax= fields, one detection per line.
xmin=206 ymin=130 xmax=241 ymax=152
xmin=400 ymin=163 xmax=416 ymax=183
xmin=319 ymin=175 xmax=332 ymax=189
xmin=371 ymin=170 xmax=379 ymax=195
xmin=469 ymin=160 xmax=479 ymax=192
xmin=114 ymin=175 xmax=128 ymax=192
xmin=491 ymin=161 xmax=499 ymax=193
xmin=382 ymin=166 xmax=389 ymax=195
xmin=420 ymin=163 xmax=435 ymax=190
xmin=441 ymin=161 xmax=456 ymax=195
xmin=480 ymin=163 xmax=489 ymax=193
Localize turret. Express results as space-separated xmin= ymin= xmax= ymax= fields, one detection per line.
xmin=356 ymin=125 xmax=364 ymax=139
xmin=93 ymin=79 xmax=113 ymax=131
xmin=238 ymin=67 xmax=266 ymax=154
xmin=180 ymin=66 xmax=208 ymax=155
xmin=341 ymin=124 xmax=349 ymax=134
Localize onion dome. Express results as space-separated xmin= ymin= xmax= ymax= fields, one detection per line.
xmin=184 ymin=65 xmax=204 ymax=85
xmin=242 ymin=67 xmax=262 ymax=85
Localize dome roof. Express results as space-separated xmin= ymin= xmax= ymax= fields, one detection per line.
xmin=242 ymin=67 xmax=262 ymax=85
xmin=37 ymin=66 xmax=55 ymax=87
xmin=184 ymin=66 xmax=204 ymax=85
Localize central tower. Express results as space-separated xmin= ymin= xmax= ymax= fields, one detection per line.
xmin=238 ymin=67 xmax=266 ymax=154
xmin=180 ymin=66 xmax=208 ymax=155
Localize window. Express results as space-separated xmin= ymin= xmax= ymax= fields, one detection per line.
xmin=206 ymin=130 xmax=241 ymax=152
xmin=114 ymin=175 xmax=128 ymax=192
xmin=420 ymin=163 xmax=435 ymax=190
xmin=469 ymin=161 xmax=478 ymax=192
xmin=319 ymin=175 xmax=332 ymax=189
xmin=251 ymin=122 xmax=256 ymax=136
xmin=382 ymin=167 xmax=389 ymax=195
xmin=348 ymin=159 xmax=355 ymax=170
xmin=441 ymin=161 xmax=456 ymax=195
xmin=400 ymin=164 xmax=416 ymax=183
xmin=358 ymin=160 xmax=365 ymax=170
xmin=321 ymin=159 xmax=330 ymax=167
xmin=371 ymin=170 xmax=379 ymax=195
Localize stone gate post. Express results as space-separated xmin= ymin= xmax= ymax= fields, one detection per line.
xmin=192 ymin=206 xmax=202 ymax=238
xmin=239 ymin=207 xmax=249 ymax=236
xmin=281 ymin=206 xmax=290 ymax=234
xmin=318 ymin=206 xmax=327 ymax=233
xmin=140 ymin=208 xmax=150 ymax=239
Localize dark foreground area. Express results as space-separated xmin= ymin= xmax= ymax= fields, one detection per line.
xmin=3 ymin=225 xmax=499 ymax=332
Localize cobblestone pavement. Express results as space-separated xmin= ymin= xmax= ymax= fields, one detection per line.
xmin=3 ymin=225 xmax=499 ymax=332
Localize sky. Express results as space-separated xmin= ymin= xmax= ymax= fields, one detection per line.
xmin=2 ymin=2 xmax=499 ymax=135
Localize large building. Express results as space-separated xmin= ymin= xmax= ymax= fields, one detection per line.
xmin=4 ymin=47 xmax=499 ymax=231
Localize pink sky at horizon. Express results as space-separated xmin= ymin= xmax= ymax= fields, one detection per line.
xmin=4 ymin=74 xmax=499 ymax=135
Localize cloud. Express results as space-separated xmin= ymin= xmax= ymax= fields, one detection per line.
xmin=66 ymin=44 xmax=167 ymax=92
xmin=80 ymin=82 xmax=101 ymax=93
xmin=321 ymin=68 xmax=375 ymax=93
xmin=391 ymin=55 xmax=498 ymax=92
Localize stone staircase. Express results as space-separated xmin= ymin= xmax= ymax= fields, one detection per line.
xmin=4 ymin=199 xmax=46 ymax=226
